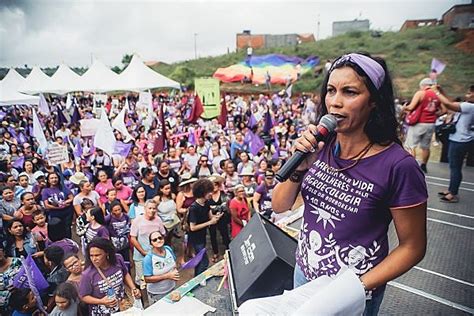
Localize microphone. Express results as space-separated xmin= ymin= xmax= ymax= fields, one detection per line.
xmin=275 ymin=114 xmax=337 ymax=182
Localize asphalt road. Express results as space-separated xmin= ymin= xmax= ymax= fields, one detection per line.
xmin=380 ymin=162 xmax=474 ymax=315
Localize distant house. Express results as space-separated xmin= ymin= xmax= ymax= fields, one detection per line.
xmin=400 ymin=19 xmax=439 ymax=31
xmin=236 ymin=30 xmax=315 ymax=51
xmin=442 ymin=3 xmax=474 ymax=30
xmin=332 ymin=19 xmax=370 ymax=36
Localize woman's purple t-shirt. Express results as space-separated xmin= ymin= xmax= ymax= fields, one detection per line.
xmin=79 ymin=254 xmax=127 ymax=315
xmin=296 ymin=143 xmax=427 ymax=291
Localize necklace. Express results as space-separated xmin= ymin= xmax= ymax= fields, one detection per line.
xmin=326 ymin=139 xmax=373 ymax=173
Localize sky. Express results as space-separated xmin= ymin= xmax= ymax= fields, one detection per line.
xmin=0 ymin=0 xmax=470 ymax=68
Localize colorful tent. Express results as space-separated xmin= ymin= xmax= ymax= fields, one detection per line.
xmin=213 ymin=54 xmax=319 ymax=85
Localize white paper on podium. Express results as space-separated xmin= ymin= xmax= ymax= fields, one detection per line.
xmin=238 ymin=269 xmax=365 ymax=316
xmin=143 ymin=295 xmax=216 ymax=315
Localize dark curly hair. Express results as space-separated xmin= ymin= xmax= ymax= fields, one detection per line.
xmin=84 ymin=237 xmax=117 ymax=268
xmin=192 ymin=178 xmax=214 ymax=198
xmin=320 ymin=52 xmax=400 ymax=145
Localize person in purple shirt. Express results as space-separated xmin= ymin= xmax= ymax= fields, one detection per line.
xmin=253 ymin=170 xmax=276 ymax=218
xmin=83 ymin=207 xmax=110 ymax=254
xmin=105 ymin=200 xmax=131 ymax=262
xmin=273 ymin=53 xmax=427 ymax=316
xmin=79 ymin=238 xmax=140 ymax=316
xmin=41 ymin=171 xmax=74 ymax=239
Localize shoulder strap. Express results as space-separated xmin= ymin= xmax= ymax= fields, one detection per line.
xmin=96 ymin=266 xmax=114 ymax=289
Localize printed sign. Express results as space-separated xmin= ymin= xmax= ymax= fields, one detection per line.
xmin=80 ymin=118 xmax=100 ymax=137
xmin=194 ymin=78 xmax=220 ymax=119
xmin=46 ymin=143 xmax=69 ymax=165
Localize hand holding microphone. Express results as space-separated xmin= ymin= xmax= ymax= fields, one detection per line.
xmin=276 ymin=114 xmax=337 ymax=182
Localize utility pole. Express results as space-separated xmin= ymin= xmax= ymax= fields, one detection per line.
xmin=194 ymin=33 xmax=198 ymax=59
xmin=317 ymin=14 xmax=320 ymax=40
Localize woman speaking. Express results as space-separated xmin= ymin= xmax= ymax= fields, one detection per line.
xmin=272 ymin=53 xmax=427 ymax=315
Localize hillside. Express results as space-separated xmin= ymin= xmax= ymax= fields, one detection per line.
xmin=153 ymin=26 xmax=474 ymax=98
xmin=2 ymin=26 xmax=472 ymax=98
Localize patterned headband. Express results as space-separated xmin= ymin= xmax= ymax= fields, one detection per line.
xmin=331 ymin=53 xmax=385 ymax=89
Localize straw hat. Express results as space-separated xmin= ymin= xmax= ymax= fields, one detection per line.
xmin=70 ymin=172 xmax=88 ymax=185
xmin=163 ymin=214 xmax=181 ymax=230
xmin=208 ymin=173 xmax=225 ymax=183
xmin=239 ymin=168 xmax=254 ymax=177
xmin=179 ymin=172 xmax=198 ymax=186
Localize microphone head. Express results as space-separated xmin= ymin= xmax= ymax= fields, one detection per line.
xmin=319 ymin=114 xmax=338 ymax=133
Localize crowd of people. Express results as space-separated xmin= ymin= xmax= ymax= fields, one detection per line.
xmin=0 ymin=88 xmax=316 ymax=315
xmin=0 ymin=54 xmax=472 ymax=315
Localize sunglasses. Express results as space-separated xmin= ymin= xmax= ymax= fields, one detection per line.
xmin=151 ymin=236 xmax=164 ymax=242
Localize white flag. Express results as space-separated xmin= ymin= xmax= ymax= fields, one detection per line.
xmin=32 ymin=109 xmax=48 ymax=152
xmin=94 ymin=108 xmax=116 ymax=157
xmin=38 ymin=93 xmax=50 ymax=116
xmin=65 ymin=93 xmax=72 ymax=110
xmin=112 ymin=106 xmax=134 ymax=142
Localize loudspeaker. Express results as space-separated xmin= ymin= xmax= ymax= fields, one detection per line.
xmin=228 ymin=214 xmax=297 ymax=308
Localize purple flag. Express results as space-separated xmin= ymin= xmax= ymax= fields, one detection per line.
xmin=71 ymin=105 xmax=81 ymax=125
xmin=74 ymin=141 xmax=83 ymax=158
xmin=272 ymin=133 xmax=280 ymax=160
xmin=13 ymin=255 xmax=49 ymax=290
xmin=188 ymin=129 xmax=196 ymax=146
xmin=12 ymin=156 xmax=25 ymax=169
xmin=0 ymin=111 xmax=5 ymax=121
xmin=180 ymin=248 xmax=207 ymax=270
xmin=56 ymin=107 xmax=68 ymax=129
xmin=28 ymin=125 xmax=33 ymax=137
xmin=114 ymin=141 xmax=133 ymax=157
xmin=263 ymin=110 xmax=273 ymax=133
xmin=7 ymin=126 xmax=18 ymax=141
xmin=13 ymin=256 xmax=48 ymax=314
xmin=431 ymin=58 xmax=446 ymax=74
xmin=248 ymin=113 xmax=258 ymax=129
xmin=18 ymin=132 xmax=27 ymax=145
xmin=249 ymin=131 xmax=265 ymax=156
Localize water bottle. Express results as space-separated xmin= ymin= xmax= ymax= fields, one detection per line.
xmin=107 ymin=287 xmax=116 ymax=300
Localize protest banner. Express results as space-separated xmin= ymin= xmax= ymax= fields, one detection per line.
xmin=194 ymin=78 xmax=220 ymax=119
xmin=46 ymin=143 xmax=69 ymax=165
xmin=80 ymin=118 xmax=100 ymax=137
xmin=93 ymin=93 xmax=107 ymax=117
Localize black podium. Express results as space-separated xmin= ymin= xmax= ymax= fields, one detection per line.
xmin=227 ymin=214 xmax=298 ymax=312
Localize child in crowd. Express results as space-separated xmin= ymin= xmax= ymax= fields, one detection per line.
xmin=17 ymin=173 xmax=33 ymax=197
xmin=50 ymin=282 xmax=81 ymax=316
xmin=83 ymin=207 xmax=109 ymax=253
xmin=31 ymin=210 xmax=48 ymax=245
xmin=8 ymin=288 xmax=37 ymax=316
xmin=75 ymin=198 xmax=94 ymax=238
xmin=105 ymin=200 xmax=131 ymax=262
xmin=103 ymin=188 xmax=118 ymax=215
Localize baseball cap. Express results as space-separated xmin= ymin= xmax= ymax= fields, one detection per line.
xmin=33 ymin=171 xmax=46 ymax=179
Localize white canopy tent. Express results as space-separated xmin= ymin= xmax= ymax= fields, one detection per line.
xmin=114 ymin=55 xmax=180 ymax=91
xmin=18 ymin=66 xmax=53 ymax=95
xmin=41 ymin=64 xmax=82 ymax=95
xmin=0 ymin=69 xmax=39 ymax=106
xmin=78 ymin=58 xmax=121 ymax=92
xmin=18 ymin=55 xmax=180 ymax=95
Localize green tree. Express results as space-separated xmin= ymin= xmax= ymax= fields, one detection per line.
xmin=111 ymin=66 xmax=122 ymax=74
xmin=170 ymin=65 xmax=196 ymax=88
xmin=121 ymin=54 xmax=133 ymax=70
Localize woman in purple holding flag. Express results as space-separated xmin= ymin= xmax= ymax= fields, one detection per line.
xmin=273 ymin=53 xmax=427 ymax=315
